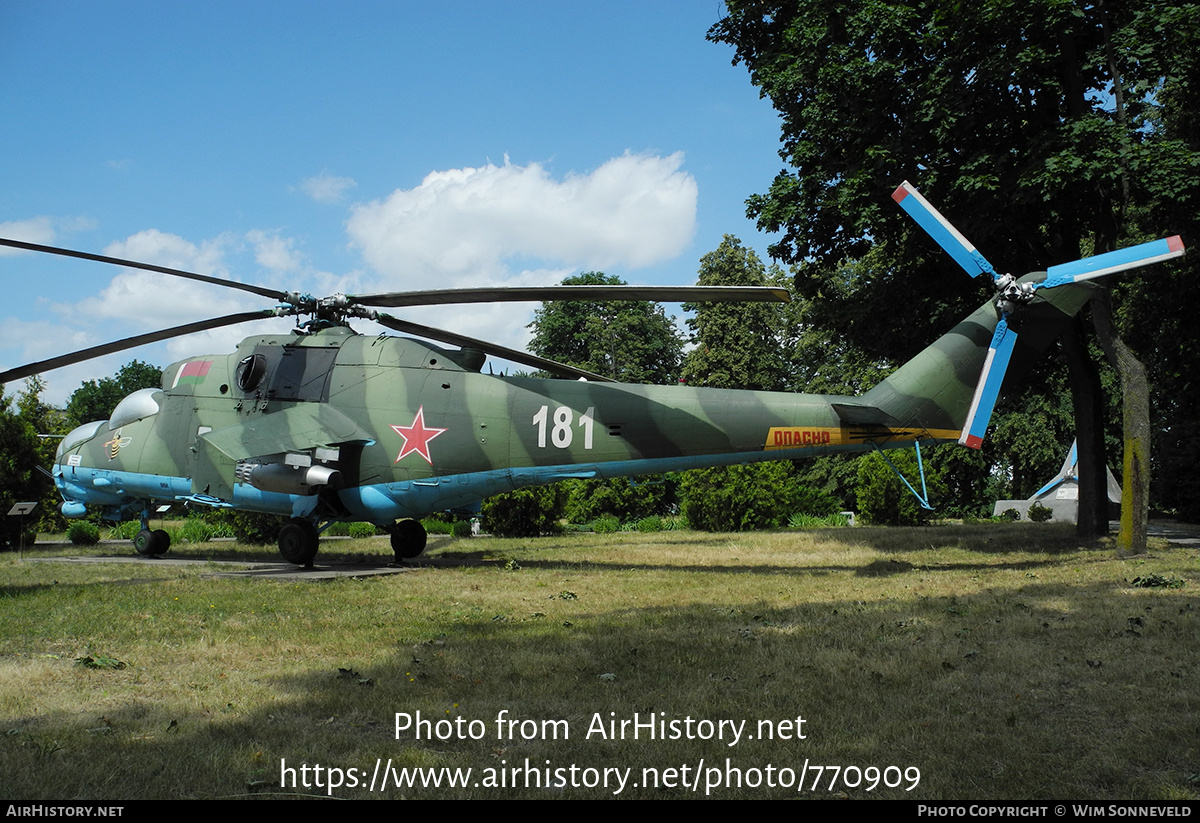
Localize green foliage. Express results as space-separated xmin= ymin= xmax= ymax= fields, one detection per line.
xmin=347 ymin=522 xmax=377 ymax=539
xmin=14 ymin=376 xmax=68 ymax=534
xmin=788 ymin=512 xmax=849 ymax=529
xmin=0 ymin=388 xmax=45 ymax=549
xmin=217 ymin=510 xmax=286 ymax=545
xmin=528 ymin=271 xmax=683 ymax=384
xmin=590 ymin=513 xmax=620 ymax=534
xmin=999 ymin=508 xmax=1021 ymax=522
xmin=563 ymin=475 xmax=678 ymax=525
xmin=66 ymin=360 xmax=162 ymax=428
xmin=1027 ymin=503 xmax=1054 ymax=523
xmin=634 ymin=516 xmax=664 ymax=532
xmin=66 ymin=521 xmax=100 ymax=545
xmin=682 ymin=236 xmax=789 ymax=392
xmin=481 ymin=485 xmax=567 ymax=538
xmin=856 ymin=450 xmax=946 ymax=527
xmin=710 ymin=0 xmax=1200 ymax=526
xmin=681 ymin=462 xmax=836 ymax=532
xmin=177 ymin=519 xmax=214 ymax=543
xmin=107 ymin=521 xmax=142 ymax=540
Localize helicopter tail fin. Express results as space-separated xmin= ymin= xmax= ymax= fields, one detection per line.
xmin=855 ymin=281 xmax=1095 ymax=444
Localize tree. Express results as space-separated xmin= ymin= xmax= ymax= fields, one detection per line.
xmin=66 ymin=360 xmax=162 ymax=428
xmin=15 ymin=376 xmax=68 ymax=534
xmin=0 ymin=386 xmax=45 ymax=549
xmin=682 ymin=236 xmax=789 ymax=391
xmin=679 ymin=236 xmax=825 ymax=529
xmin=709 ymin=1 xmax=1200 ymax=536
xmin=520 ymin=272 xmax=686 ymax=526
xmin=528 ymin=271 xmax=683 ymax=383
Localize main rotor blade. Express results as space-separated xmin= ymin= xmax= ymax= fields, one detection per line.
xmin=352 ymin=285 xmax=790 ymax=309
xmin=374 ymin=314 xmax=616 ymax=382
xmin=0 ymin=310 xmax=277 ymax=385
xmin=958 ymin=314 xmax=1017 ymax=449
xmin=0 ymin=237 xmax=289 ymax=302
xmin=892 ymin=181 xmax=998 ymax=280
xmin=1041 ymin=236 xmax=1185 ymax=289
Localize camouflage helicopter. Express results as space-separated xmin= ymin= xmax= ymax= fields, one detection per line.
xmin=0 ymin=183 xmax=1184 ymax=566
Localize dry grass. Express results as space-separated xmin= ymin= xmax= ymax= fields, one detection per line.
xmin=0 ymin=523 xmax=1195 ymax=800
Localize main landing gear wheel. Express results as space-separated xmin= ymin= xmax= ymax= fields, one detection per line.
xmin=278 ymin=518 xmax=319 ymax=567
xmin=133 ymin=528 xmax=170 ymax=556
xmin=389 ymin=519 xmax=427 ymax=562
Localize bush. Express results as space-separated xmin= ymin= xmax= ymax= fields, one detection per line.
xmin=67 ymin=521 xmax=101 ymax=545
xmin=855 ymin=450 xmax=946 ymax=526
xmin=222 ymin=510 xmax=287 ymax=544
xmin=481 ymin=485 xmax=567 ymax=537
xmin=681 ymin=463 xmax=837 ymax=532
xmin=564 ymin=475 xmax=679 ymax=524
xmin=177 ymin=518 xmax=214 ymax=543
xmin=591 ymin=513 xmax=620 ymax=534
xmin=999 ymin=508 xmax=1020 ymax=521
xmin=1027 ymin=502 xmax=1053 ymax=522
xmin=106 ymin=520 xmax=142 ymax=540
xmin=347 ymin=522 xmax=378 ymax=539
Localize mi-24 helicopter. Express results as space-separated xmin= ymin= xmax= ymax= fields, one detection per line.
xmin=0 ymin=183 xmax=1184 ymax=566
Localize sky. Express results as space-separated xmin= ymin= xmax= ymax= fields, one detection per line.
xmin=0 ymin=1 xmax=787 ymax=406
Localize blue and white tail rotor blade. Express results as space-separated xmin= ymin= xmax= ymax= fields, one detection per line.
xmin=1041 ymin=236 xmax=1185 ymax=289
xmin=960 ymin=315 xmax=1018 ymax=449
xmin=892 ymin=181 xmax=999 ymax=280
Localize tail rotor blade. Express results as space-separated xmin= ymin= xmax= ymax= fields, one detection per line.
xmin=959 ymin=315 xmax=1018 ymax=449
xmin=892 ymin=181 xmax=998 ymax=280
xmin=1041 ymin=236 xmax=1185 ymax=289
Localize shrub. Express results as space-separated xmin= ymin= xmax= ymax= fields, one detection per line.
xmin=564 ymin=475 xmax=679 ymax=524
xmin=67 ymin=521 xmax=101 ymax=545
xmin=347 ymin=522 xmax=378 ymax=539
xmin=681 ymin=463 xmax=837 ymax=532
xmin=106 ymin=520 xmax=142 ymax=540
xmin=223 ymin=510 xmax=287 ymax=544
xmin=590 ymin=513 xmax=620 ymax=534
xmin=855 ymin=450 xmax=946 ymax=526
xmin=177 ymin=518 xmax=214 ymax=543
xmin=1027 ymin=502 xmax=1053 ymax=522
xmin=481 ymin=485 xmax=567 ymax=537
xmin=999 ymin=508 xmax=1021 ymax=521
xmin=635 ymin=516 xmax=664 ymax=532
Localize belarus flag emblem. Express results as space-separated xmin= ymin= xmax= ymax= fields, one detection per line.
xmin=173 ymin=359 xmax=214 ymax=387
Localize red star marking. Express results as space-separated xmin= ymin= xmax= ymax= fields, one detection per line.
xmin=390 ymin=406 xmax=447 ymax=465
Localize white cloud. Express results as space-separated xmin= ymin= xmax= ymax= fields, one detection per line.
xmin=62 ymin=230 xmax=244 ymax=328
xmin=246 ymin=229 xmax=303 ymax=273
xmin=300 ymin=171 xmax=357 ymax=204
xmin=345 ymin=152 xmax=697 ymax=288
xmin=0 ymin=215 xmax=96 ymax=255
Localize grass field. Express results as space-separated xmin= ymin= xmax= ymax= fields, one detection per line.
xmin=0 ymin=523 xmax=1195 ymax=800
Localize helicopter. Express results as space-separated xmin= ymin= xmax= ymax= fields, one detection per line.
xmin=0 ymin=183 xmax=1184 ymax=566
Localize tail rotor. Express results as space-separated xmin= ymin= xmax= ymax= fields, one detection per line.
xmin=892 ymin=180 xmax=1185 ymax=449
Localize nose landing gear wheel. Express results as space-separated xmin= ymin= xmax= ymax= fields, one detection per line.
xmin=389 ymin=519 xmax=427 ymax=561
xmin=278 ymin=519 xmax=319 ymax=566
xmin=133 ymin=528 xmax=170 ymax=556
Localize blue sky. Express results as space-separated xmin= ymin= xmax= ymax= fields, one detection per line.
xmin=1 ymin=1 xmax=786 ymax=404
